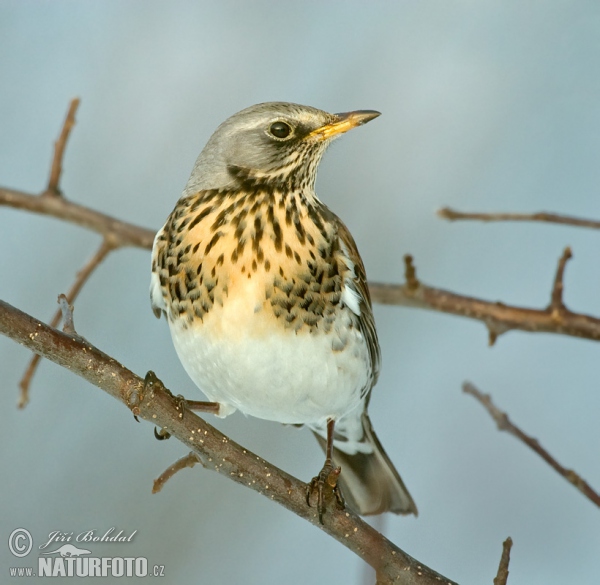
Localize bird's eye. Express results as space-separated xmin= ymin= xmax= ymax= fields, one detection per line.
xmin=269 ymin=121 xmax=292 ymax=139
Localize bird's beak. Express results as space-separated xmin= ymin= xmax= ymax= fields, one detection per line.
xmin=308 ymin=110 xmax=381 ymax=141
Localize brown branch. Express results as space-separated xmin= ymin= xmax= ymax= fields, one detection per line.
xmin=152 ymin=452 xmax=201 ymax=494
xmin=18 ymin=238 xmax=115 ymax=408
xmin=463 ymin=382 xmax=600 ymax=509
xmin=0 ymin=298 xmax=459 ymax=585
xmin=549 ymin=247 xmax=572 ymax=311
xmin=438 ymin=207 xmax=600 ymax=231
xmin=0 ymin=187 xmax=155 ymax=250
xmin=493 ymin=538 xmax=513 ymax=585
xmin=47 ymin=98 xmax=80 ymax=196
xmin=369 ymin=252 xmax=600 ymax=345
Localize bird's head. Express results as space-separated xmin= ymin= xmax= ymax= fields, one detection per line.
xmin=184 ymin=102 xmax=380 ymax=194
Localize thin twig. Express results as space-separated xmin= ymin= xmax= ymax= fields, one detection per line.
xmin=438 ymin=207 xmax=600 ymax=231
xmin=493 ymin=538 xmax=513 ymax=585
xmin=463 ymin=382 xmax=600 ymax=509
xmin=18 ymin=238 xmax=114 ymax=408
xmin=0 ymin=299 xmax=459 ymax=585
xmin=153 ymin=452 xmax=201 ymax=493
xmin=549 ymin=247 xmax=572 ymax=311
xmin=47 ymin=98 xmax=80 ymax=196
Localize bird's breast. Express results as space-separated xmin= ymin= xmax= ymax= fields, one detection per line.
xmin=151 ymin=187 xmax=371 ymax=423
xmin=153 ymin=187 xmax=354 ymax=338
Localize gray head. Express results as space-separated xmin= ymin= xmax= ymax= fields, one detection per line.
xmin=184 ymin=102 xmax=380 ymax=195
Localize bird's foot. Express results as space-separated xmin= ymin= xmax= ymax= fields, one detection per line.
xmin=306 ymin=461 xmax=345 ymax=524
xmin=143 ymin=371 xmax=220 ymax=441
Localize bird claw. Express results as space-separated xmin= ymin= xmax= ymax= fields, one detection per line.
xmin=154 ymin=427 xmax=171 ymax=440
xmin=306 ymin=461 xmax=344 ymax=524
xmin=153 ymin=394 xmax=188 ymax=440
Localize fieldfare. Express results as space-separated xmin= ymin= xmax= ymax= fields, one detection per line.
xmin=150 ymin=102 xmax=417 ymax=520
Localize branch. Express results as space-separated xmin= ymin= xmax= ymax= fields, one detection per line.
xmin=0 ymin=186 xmax=154 ymax=249
xmin=549 ymin=247 xmax=571 ymax=311
xmin=152 ymin=452 xmax=201 ymax=494
xmin=463 ymin=382 xmax=600 ymax=509
xmin=438 ymin=207 xmax=600 ymax=231
xmin=0 ymin=298 xmax=459 ymax=585
xmin=18 ymin=238 xmax=114 ymax=407
xmin=369 ymin=252 xmax=600 ymax=345
xmin=493 ymin=538 xmax=513 ymax=585
xmin=47 ymin=97 xmax=80 ymax=196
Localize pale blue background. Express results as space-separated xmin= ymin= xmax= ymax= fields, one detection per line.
xmin=1 ymin=2 xmax=599 ymax=584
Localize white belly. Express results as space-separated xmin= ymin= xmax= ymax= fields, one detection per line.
xmin=168 ymin=305 xmax=369 ymax=427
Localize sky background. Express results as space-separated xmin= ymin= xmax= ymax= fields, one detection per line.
xmin=1 ymin=1 xmax=600 ymax=584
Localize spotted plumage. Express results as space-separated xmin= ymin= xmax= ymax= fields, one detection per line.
xmin=150 ymin=102 xmax=416 ymax=517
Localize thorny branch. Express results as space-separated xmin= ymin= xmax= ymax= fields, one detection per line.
xmin=368 ymin=251 xmax=600 ymax=345
xmin=438 ymin=207 xmax=600 ymax=231
xmin=0 ymin=298 xmax=458 ymax=585
xmin=463 ymin=382 xmax=600 ymax=509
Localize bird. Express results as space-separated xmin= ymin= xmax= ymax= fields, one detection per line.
xmin=150 ymin=102 xmax=417 ymax=519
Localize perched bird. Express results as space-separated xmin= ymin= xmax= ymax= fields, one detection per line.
xmin=150 ymin=102 xmax=417 ymax=518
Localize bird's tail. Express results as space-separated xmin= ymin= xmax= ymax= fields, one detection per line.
xmin=312 ymin=413 xmax=417 ymax=516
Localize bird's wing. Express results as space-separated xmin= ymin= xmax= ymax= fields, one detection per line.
xmin=150 ymin=225 xmax=169 ymax=319
xmin=333 ymin=215 xmax=381 ymax=390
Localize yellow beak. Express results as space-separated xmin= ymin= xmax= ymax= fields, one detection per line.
xmin=308 ymin=110 xmax=381 ymax=141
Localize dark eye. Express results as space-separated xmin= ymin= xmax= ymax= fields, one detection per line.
xmin=269 ymin=121 xmax=292 ymax=139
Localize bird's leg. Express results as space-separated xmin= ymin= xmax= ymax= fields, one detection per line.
xmin=306 ymin=418 xmax=344 ymax=523
xmin=143 ymin=371 xmax=220 ymax=441
xmin=184 ymin=400 xmax=221 ymax=415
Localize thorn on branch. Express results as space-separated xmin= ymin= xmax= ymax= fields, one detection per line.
xmin=46 ymin=98 xmax=80 ymax=197
xmin=493 ymin=537 xmax=513 ymax=585
xmin=549 ymin=247 xmax=572 ymax=313
xmin=403 ymin=254 xmax=419 ymax=291
xmin=57 ymin=294 xmax=76 ymax=335
xmin=152 ymin=452 xmax=201 ymax=494
xmin=463 ymin=381 xmax=600 ymax=509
